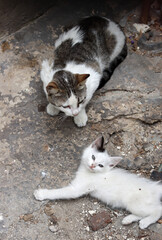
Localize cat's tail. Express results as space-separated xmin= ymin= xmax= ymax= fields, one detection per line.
xmin=41 ymin=60 xmax=54 ymax=85
xmin=97 ymin=43 xmax=127 ymax=89
xmin=40 ymin=60 xmax=54 ymax=97
xmin=40 ymin=59 xmax=55 ymax=97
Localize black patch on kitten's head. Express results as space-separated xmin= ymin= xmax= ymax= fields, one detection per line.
xmin=92 ymin=136 xmax=105 ymax=152
xmin=46 ymin=70 xmax=89 ymax=107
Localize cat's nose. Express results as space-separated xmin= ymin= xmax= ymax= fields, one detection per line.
xmin=72 ymin=110 xmax=79 ymax=116
xmin=73 ymin=112 xmax=79 ymax=116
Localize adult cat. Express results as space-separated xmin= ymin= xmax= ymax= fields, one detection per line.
xmin=41 ymin=16 xmax=127 ymax=127
xmin=34 ymin=136 xmax=162 ymax=229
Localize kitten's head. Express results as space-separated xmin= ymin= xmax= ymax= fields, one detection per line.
xmin=46 ymin=70 xmax=90 ymax=117
xmin=82 ymin=136 xmax=122 ymax=173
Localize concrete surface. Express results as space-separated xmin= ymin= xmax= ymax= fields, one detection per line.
xmin=0 ymin=1 xmax=162 ymax=239
xmin=0 ymin=0 xmax=56 ymax=40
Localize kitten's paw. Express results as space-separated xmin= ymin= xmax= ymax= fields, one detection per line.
xmin=74 ymin=110 xmax=88 ymax=127
xmin=47 ymin=103 xmax=59 ymax=116
xmin=122 ymin=216 xmax=132 ymax=225
xmin=139 ymin=219 xmax=150 ymax=229
xmin=122 ymin=214 xmax=139 ymax=225
xmin=34 ymin=189 xmax=47 ymax=201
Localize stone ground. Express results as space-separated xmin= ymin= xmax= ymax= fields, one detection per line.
xmin=0 ymin=0 xmax=162 ymax=239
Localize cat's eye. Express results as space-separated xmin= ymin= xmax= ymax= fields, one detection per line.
xmin=92 ymin=155 xmax=95 ymax=160
xmin=78 ymin=97 xmax=85 ymax=105
xmin=98 ymin=164 xmax=104 ymax=168
xmin=79 ymin=99 xmax=84 ymax=104
xmin=62 ymin=105 xmax=71 ymax=109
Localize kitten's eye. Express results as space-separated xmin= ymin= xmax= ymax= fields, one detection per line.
xmin=62 ymin=105 xmax=71 ymax=109
xmin=92 ymin=155 xmax=95 ymax=160
xmin=98 ymin=164 xmax=104 ymax=168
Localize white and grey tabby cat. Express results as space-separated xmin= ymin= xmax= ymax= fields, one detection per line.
xmin=34 ymin=136 xmax=162 ymax=229
xmin=41 ymin=16 xmax=127 ymax=127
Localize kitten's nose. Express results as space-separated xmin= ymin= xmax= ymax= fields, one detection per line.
xmin=90 ymin=164 xmax=95 ymax=169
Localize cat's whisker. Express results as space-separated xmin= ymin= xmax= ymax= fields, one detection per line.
xmin=55 ymin=113 xmax=68 ymax=127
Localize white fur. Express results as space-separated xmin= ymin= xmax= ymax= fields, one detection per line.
xmin=59 ymin=92 xmax=80 ymax=117
xmin=74 ymin=108 xmax=88 ymax=127
xmin=108 ymin=20 xmax=125 ymax=62
xmin=55 ymin=26 xmax=83 ymax=49
xmin=34 ymin=138 xmax=162 ymax=229
xmin=40 ymin=60 xmax=55 ymax=97
xmin=47 ymin=103 xmax=60 ymax=116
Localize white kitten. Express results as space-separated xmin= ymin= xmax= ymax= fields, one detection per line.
xmin=34 ymin=136 xmax=162 ymax=229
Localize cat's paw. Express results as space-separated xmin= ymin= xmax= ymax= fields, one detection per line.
xmin=47 ymin=103 xmax=59 ymax=116
xmin=34 ymin=189 xmax=47 ymax=201
xmin=74 ymin=110 xmax=88 ymax=127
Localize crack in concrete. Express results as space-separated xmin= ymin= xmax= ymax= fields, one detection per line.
xmin=96 ymin=89 xmax=157 ymax=100
xmin=97 ymin=88 xmax=142 ymax=95
xmin=106 ymin=114 xmax=161 ymax=125
xmin=126 ymin=118 xmax=162 ymax=126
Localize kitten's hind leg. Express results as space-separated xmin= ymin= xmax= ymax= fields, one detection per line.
xmin=47 ymin=103 xmax=60 ymax=116
xmin=139 ymin=214 xmax=161 ymax=229
xmin=139 ymin=206 xmax=162 ymax=229
xmin=122 ymin=214 xmax=142 ymax=225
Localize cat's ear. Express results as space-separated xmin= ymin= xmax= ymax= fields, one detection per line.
xmin=75 ymin=74 xmax=90 ymax=89
xmin=109 ymin=157 xmax=122 ymax=168
xmin=92 ymin=136 xmax=105 ymax=152
xmin=46 ymin=82 xmax=61 ymax=96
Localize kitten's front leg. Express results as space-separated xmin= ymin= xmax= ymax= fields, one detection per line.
xmin=34 ymin=189 xmax=53 ymax=201
xmin=34 ymin=184 xmax=88 ymax=201
xmin=47 ymin=103 xmax=60 ymax=116
xmin=74 ymin=108 xmax=88 ymax=127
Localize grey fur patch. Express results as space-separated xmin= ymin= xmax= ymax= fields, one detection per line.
xmin=54 ymin=16 xmax=116 ymax=73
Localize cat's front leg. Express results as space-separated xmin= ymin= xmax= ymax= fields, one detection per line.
xmin=74 ymin=108 xmax=88 ymax=127
xmin=47 ymin=103 xmax=60 ymax=116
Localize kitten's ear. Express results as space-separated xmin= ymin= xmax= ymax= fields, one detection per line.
xmin=75 ymin=74 xmax=90 ymax=89
xmin=109 ymin=157 xmax=122 ymax=168
xmin=92 ymin=136 xmax=105 ymax=152
xmin=46 ymin=82 xmax=61 ymax=96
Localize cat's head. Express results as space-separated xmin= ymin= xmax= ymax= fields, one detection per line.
xmin=46 ymin=70 xmax=90 ymax=117
xmin=82 ymin=136 xmax=122 ymax=173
